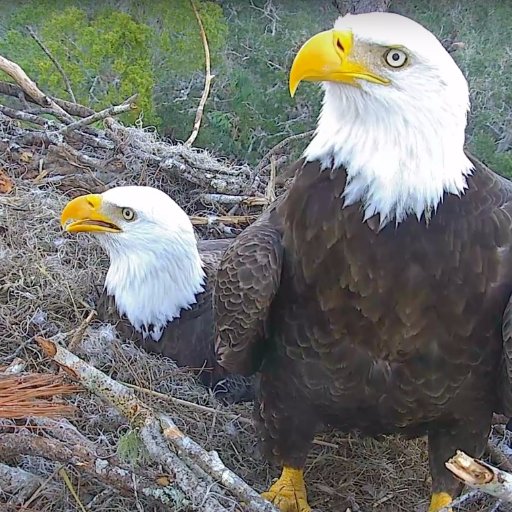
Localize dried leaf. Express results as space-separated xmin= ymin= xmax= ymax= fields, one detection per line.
xmin=156 ymin=475 xmax=173 ymax=486
xmin=20 ymin=151 xmax=33 ymax=163
xmin=0 ymin=169 xmax=13 ymax=194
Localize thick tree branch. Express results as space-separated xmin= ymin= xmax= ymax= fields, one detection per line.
xmin=35 ymin=336 xmax=278 ymax=512
xmin=0 ymin=431 xmax=178 ymax=506
xmin=0 ymin=81 xmax=94 ymax=117
xmin=0 ymin=55 xmax=72 ymax=121
xmin=190 ymin=214 xmax=258 ymax=226
xmin=445 ymin=450 xmax=512 ymax=503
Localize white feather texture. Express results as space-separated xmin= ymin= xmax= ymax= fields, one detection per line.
xmin=94 ymin=186 xmax=205 ymax=341
xmin=304 ymin=12 xmax=474 ymax=226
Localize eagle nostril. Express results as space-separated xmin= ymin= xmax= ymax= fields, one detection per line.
xmin=336 ymin=38 xmax=345 ymax=53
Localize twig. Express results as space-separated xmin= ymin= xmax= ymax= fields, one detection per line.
xmin=57 ymin=95 xmax=138 ymax=136
xmin=68 ymin=310 xmax=96 ymax=352
xmin=122 ymin=381 xmax=252 ymax=424
xmin=22 ymin=464 xmax=63 ymax=510
xmin=445 ymin=450 xmax=512 ymax=503
xmin=123 ymin=381 xmax=338 ymax=449
xmin=0 ymin=54 xmax=72 ymax=121
xmin=35 ymin=336 xmax=279 ymax=512
xmin=26 ymin=25 xmax=76 ymax=103
xmin=185 ymin=0 xmax=214 ymax=146
xmin=254 ymin=130 xmax=314 ymax=174
xmin=266 ymin=157 xmax=277 ymax=205
xmin=190 ymin=214 xmax=258 ymax=226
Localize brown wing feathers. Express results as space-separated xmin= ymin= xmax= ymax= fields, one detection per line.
xmin=214 ymin=215 xmax=283 ymax=376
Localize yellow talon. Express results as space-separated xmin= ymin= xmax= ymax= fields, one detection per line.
xmin=428 ymin=491 xmax=452 ymax=512
xmin=261 ymin=466 xmax=311 ymax=512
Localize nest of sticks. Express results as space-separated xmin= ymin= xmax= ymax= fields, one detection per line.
xmin=0 ymin=54 xmax=511 ymax=512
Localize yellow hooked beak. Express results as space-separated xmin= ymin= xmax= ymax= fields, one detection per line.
xmin=60 ymin=194 xmax=121 ymax=233
xmin=289 ymin=29 xmax=389 ymax=96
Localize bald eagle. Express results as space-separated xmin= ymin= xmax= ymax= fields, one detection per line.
xmin=214 ymin=12 xmax=512 ymax=512
xmin=60 ymin=186 xmax=252 ymax=404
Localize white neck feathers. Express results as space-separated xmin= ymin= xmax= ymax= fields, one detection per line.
xmin=304 ymin=80 xmax=474 ymax=226
xmin=101 ymin=228 xmax=205 ymax=342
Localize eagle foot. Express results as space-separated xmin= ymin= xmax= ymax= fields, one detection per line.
xmin=428 ymin=492 xmax=452 ymax=512
xmin=261 ymin=466 xmax=311 ymax=512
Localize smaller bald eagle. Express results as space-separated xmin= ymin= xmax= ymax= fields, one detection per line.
xmin=60 ymin=186 xmax=252 ymax=403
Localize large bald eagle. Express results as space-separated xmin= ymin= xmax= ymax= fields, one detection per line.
xmin=60 ymin=186 xmax=252 ymax=403
xmin=214 ymin=12 xmax=512 ymax=512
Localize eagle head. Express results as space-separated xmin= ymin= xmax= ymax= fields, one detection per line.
xmin=289 ymin=12 xmax=474 ymax=226
xmin=60 ymin=186 xmax=206 ymax=341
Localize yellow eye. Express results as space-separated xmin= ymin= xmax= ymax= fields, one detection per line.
xmin=385 ymin=48 xmax=408 ymax=68
xmin=121 ymin=207 xmax=135 ymax=221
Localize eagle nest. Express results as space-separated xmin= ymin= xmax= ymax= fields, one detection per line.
xmin=0 ymin=57 xmax=508 ymax=512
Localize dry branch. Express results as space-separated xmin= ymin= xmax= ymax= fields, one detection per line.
xmin=0 ymin=54 xmax=260 ymax=197
xmin=254 ymin=130 xmax=314 ymax=175
xmin=35 ymin=336 xmax=279 ymax=512
xmin=57 ymin=95 xmax=138 ymax=135
xmin=0 ymin=431 xmax=178 ymax=506
xmin=1 ymin=358 xmax=27 ymax=375
xmin=190 ymin=214 xmax=258 ymax=226
xmin=185 ymin=0 xmax=214 ymax=146
xmin=26 ymin=25 xmax=76 ymax=103
xmin=0 ymin=462 xmax=48 ymax=505
xmin=0 ymin=80 xmax=94 ymax=117
xmin=446 ymin=450 xmax=512 ymax=503
xmin=0 ymin=55 xmax=71 ymax=120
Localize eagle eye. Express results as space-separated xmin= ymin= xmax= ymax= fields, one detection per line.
xmin=121 ymin=207 xmax=135 ymax=221
xmin=384 ymin=48 xmax=408 ymax=68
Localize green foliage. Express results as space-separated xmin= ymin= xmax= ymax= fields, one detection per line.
xmin=0 ymin=3 xmax=157 ymax=125
xmin=117 ymin=428 xmax=150 ymax=466
xmin=0 ymin=0 xmax=228 ymax=129
xmin=473 ymin=133 xmax=512 ymax=179
xmin=191 ymin=0 xmax=331 ymax=161
xmin=0 ymin=0 xmax=510 ymax=174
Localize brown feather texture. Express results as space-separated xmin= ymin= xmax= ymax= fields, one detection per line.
xmin=97 ymin=238 xmax=254 ymax=404
xmin=214 ymin=10 xmax=512 ymax=510
xmin=60 ymin=187 xmax=254 ymax=405
xmin=215 ymin=152 xmax=512 ymax=505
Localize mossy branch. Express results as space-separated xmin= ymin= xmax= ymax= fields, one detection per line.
xmin=35 ymin=335 xmax=279 ymax=512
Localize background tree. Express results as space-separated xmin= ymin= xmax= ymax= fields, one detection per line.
xmin=0 ymin=0 xmax=510 ymax=174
